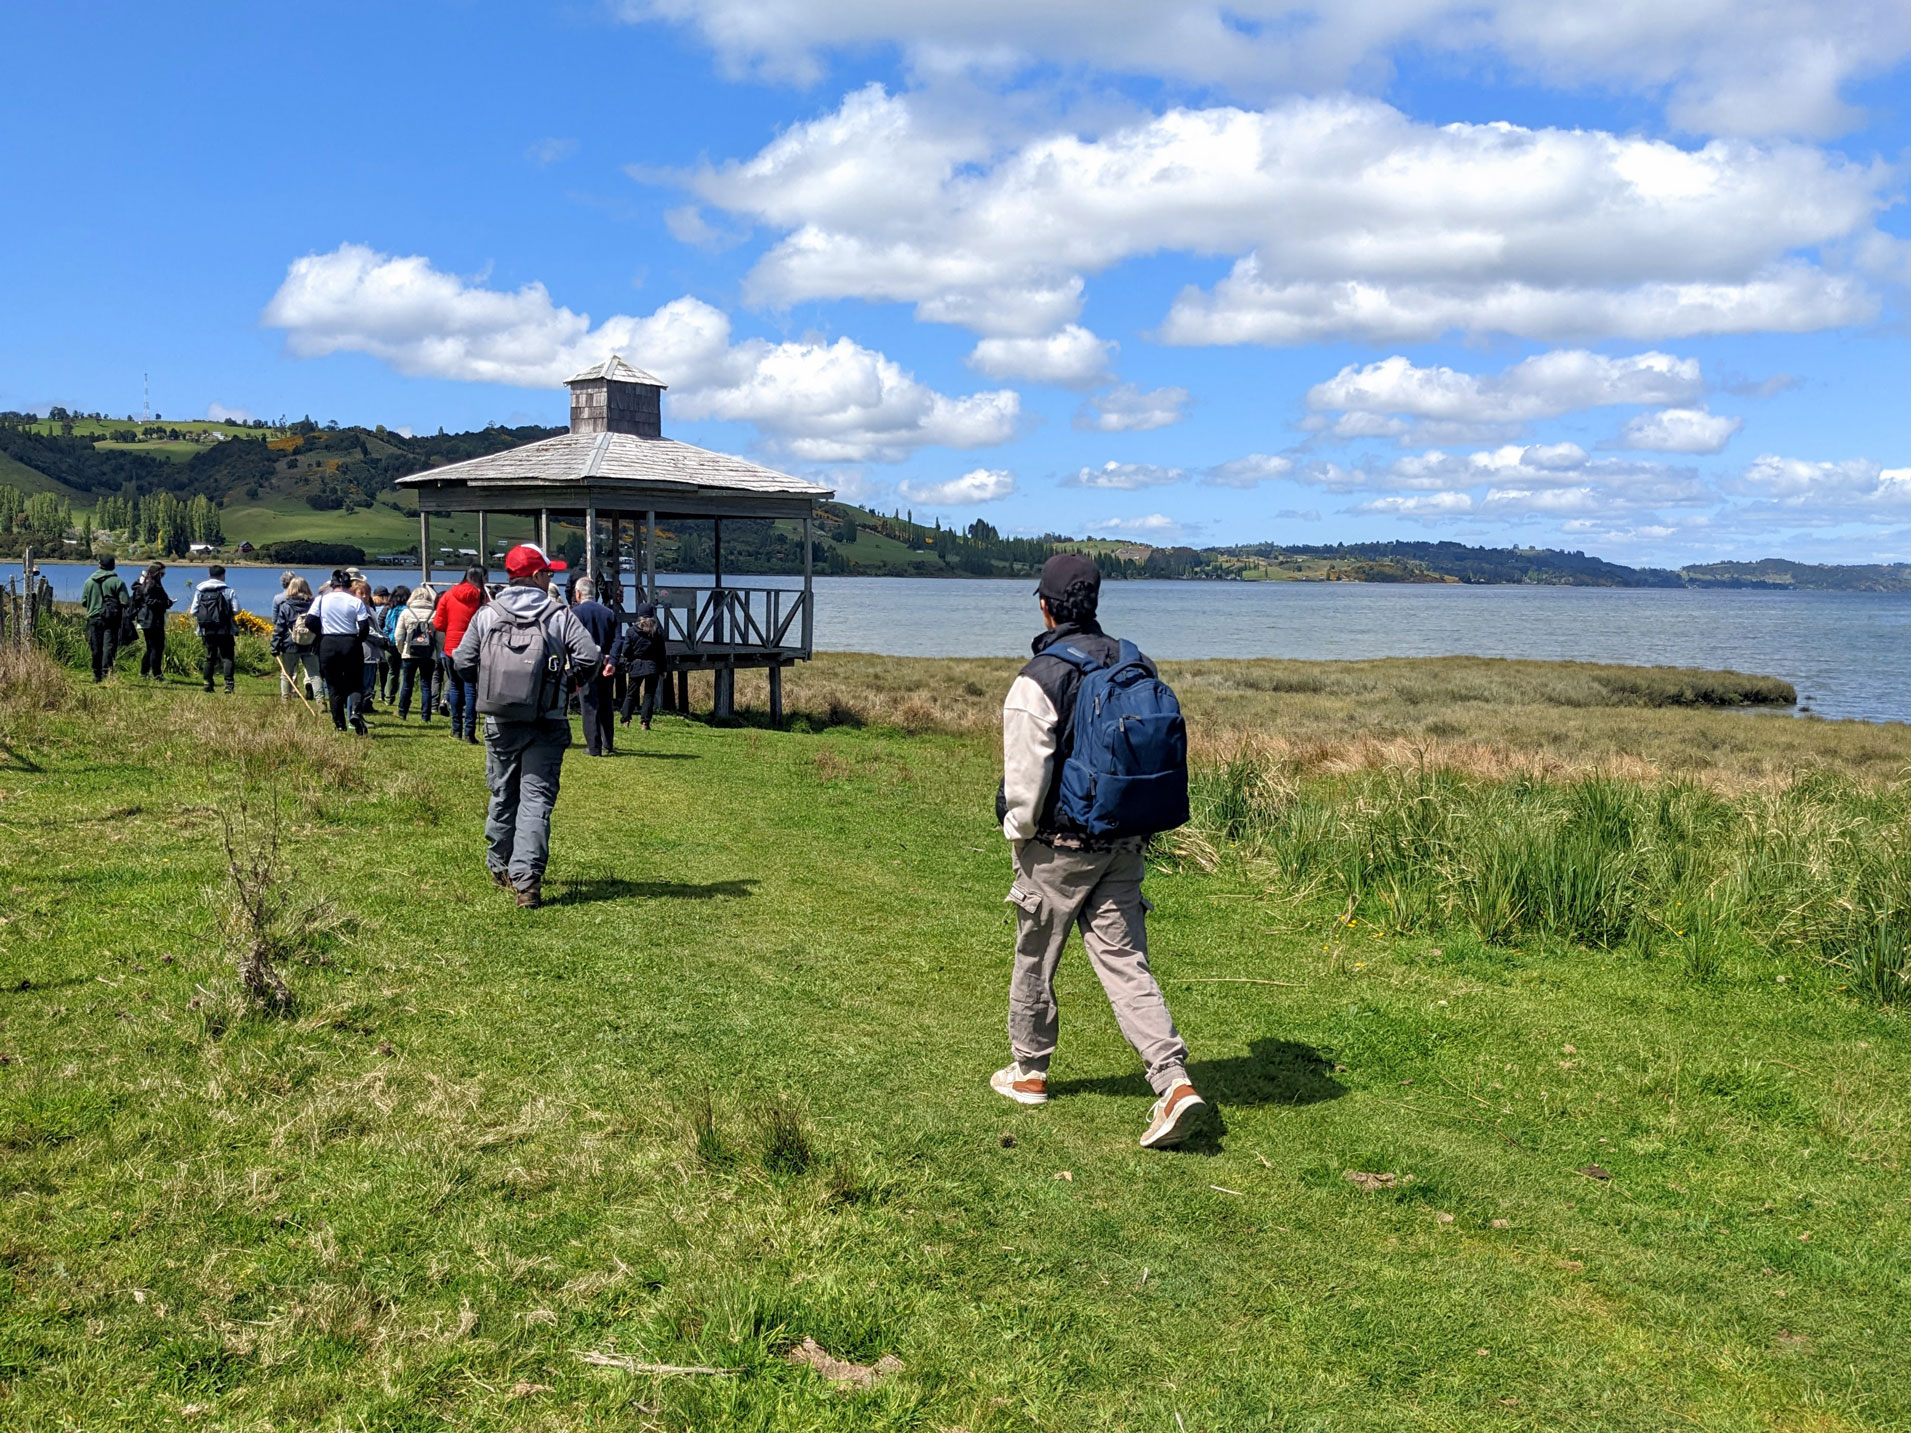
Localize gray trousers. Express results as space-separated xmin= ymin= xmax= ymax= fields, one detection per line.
xmin=1007 ymin=838 xmax=1190 ymax=1095
xmin=484 ymin=717 xmax=571 ymax=884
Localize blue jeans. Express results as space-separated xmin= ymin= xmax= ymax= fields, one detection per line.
xmin=398 ymin=656 xmax=435 ymax=719
xmin=483 ymin=718 xmax=571 ymax=885
xmin=446 ymin=675 xmax=477 ymax=738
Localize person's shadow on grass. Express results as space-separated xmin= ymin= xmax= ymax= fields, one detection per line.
xmin=1048 ymin=1039 xmax=1347 ymax=1155
xmin=551 ymin=877 xmax=758 ymax=905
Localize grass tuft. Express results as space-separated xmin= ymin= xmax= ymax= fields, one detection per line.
xmin=754 ymin=1101 xmax=815 ymax=1176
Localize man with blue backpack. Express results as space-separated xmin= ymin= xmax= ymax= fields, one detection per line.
xmin=992 ymin=554 xmax=1205 ymax=1149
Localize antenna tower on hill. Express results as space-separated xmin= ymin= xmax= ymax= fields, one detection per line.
xmin=140 ymin=373 xmax=151 ymax=424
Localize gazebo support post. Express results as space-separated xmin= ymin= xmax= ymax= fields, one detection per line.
xmin=802 ymin=514 xmax=813 ymax=656
xmin=584 ymin=504 xmax=598 ymax=590
xmin=539 ymin=508 xmax=550 ymax=553
xmin=768 ymin=664 xmax=783 ymax=727
xmin=419 ymin=512 xmax=430 ymax=585
xmin=477 ymin=512 xmax=489 ymax=575
xmin=644 ymin=509 xmax=655 ymax=599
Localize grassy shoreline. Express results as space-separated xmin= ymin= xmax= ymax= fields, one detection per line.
xmin=2 ymin=652 xmax=1907 ymax=1430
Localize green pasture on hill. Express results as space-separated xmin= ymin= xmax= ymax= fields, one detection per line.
xmin=214 ymin=494 xmax=535 ymax=557
xmin=0 ymin=659 xmax=1908 ymax=1430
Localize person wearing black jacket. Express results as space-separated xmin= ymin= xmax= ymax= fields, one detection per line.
xmin=191 ymin=565 xmax=239 ymax=694
xmin=567 ymin=578 xmax=619 ymax=756
xmin=990 ymin=554 xmax=1203 ymax=1151
xmin=128 ymin=562 xmax=174 ymax=679
xmin=271 ymin=576 xmax=321 ymax=702
xmin=79 ymin=555 xmax=131 ymax=682
xmin=617 ymin=601 xmax=669 ymax=731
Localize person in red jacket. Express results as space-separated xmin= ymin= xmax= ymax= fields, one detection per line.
xmin=433 ymin=565 xmax=489 ymax=743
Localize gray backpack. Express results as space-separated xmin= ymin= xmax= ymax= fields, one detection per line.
xmin=475 ymin=598 xmax=564 ymax=720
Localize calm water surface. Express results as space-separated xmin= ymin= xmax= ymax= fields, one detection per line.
xmin=12 ymin=563 xmax=1910 ymax=723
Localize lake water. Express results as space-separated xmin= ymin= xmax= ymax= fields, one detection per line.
xmin=12 ymin=562 xmax=1911 ymax=723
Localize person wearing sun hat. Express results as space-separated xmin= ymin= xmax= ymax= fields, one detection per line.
xmin=449 ymin=542 xmax=601 ymax=908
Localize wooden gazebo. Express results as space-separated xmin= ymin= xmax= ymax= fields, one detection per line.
xmin=397 ymin=356 xmax=832 ymax=721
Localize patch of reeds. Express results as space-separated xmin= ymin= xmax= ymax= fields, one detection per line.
xmin=1183 ymin=745 xmax=1911 ymax=1003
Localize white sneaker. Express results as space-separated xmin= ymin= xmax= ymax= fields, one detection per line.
xmin=1139 ymin=1082 xmax=1205 ymax=1149
xmin=990 ymin=1062 xmax=1049 ymax=1106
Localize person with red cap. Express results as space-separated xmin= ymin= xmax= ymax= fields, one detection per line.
xmin=448 ymin=543 xmax=602 ymax=908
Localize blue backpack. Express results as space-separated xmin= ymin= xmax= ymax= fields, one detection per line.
xmin=1049 ymin=640 xmax=1190 ymax=839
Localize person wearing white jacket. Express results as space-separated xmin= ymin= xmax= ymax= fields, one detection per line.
xmin=990 ymin=554 xmax=1204 ymax=1150
xmin=392 ymin=584 xmax=440 ymax=720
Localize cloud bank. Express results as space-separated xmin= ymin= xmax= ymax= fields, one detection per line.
xmin=262 ymin=244 xmax=1019 ymax=462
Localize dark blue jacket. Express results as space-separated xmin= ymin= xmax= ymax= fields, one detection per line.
xmin=569 ymin=600 xmax=617 ymax=668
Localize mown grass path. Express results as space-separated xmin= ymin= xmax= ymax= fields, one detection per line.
xmin=1 ymin=675 xmax=1906 ymax=1431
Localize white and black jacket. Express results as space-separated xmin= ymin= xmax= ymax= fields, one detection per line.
xmin=998 ymin=620 xmax=1142 ymax=845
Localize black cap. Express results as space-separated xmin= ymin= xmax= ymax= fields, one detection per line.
xmin=1035 ymin=552 xmax=1101 ymax=605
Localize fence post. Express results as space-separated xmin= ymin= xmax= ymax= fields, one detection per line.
xmin=21 ymin=548 xmax=37 ymax=647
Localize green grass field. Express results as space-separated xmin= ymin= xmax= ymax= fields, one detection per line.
xmin=1 ymin=651 xmax=1907 ymax=1430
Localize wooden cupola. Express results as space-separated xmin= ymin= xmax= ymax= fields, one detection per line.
xmin=565 ymin=355 xmax=666 ymax=438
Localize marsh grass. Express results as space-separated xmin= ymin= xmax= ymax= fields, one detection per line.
xmin=1183 ymin=749 xmax=1911 ymax=1002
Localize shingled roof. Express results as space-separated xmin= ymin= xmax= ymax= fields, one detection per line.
xmin=394 ymin=429 xmax=833 ymax=499
xmin=565 ymin=356 xmax=666 ymax=387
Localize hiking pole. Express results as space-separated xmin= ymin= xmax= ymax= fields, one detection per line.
xmin=276 ymin=653 xmax=320 ymax=716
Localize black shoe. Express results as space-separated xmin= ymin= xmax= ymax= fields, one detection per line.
xmin=203 ymin=684 xmax=215 ymax=693
xmin=465 ymin=732 xmax=480 ymax=745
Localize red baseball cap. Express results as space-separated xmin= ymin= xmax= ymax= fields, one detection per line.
xmin=503 ymin=543 xmax=567 ymax=579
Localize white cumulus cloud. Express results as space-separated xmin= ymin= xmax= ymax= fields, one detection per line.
xmin=1738 ymin=455 xmax=1911 ymax=509
xmin=1074 ymin=383 xmax=1189 ymax=433
xmin=261 ymin=243 xmax=1018 ymax=463
xmin=1202 ymin=453 xmax=1294 ymax=488
xmin=1356 ymin=491 xmax=1477 ymax=518
xmin=1060 ymin=460 xmax=1188 ymax=490
xmin=898 ymin=467 xmax=1017 ymax=504
xmin=205 ymin=402 xmax=253 ymax=424
xmin=1615 ymin=406 xmax=1743 ymax=454
xmin=623 ymin=0 xmax=1911 ymax=138
xmin=1093 ymin=513 xmax=1193 ymax=538
xmin=1306 ymin=350 xmax=1707 ymax=443
xmin=688 ymin=88 xmax=1889 ymax=347
xmin=966 ymin=325 xmax=1113 ymax=388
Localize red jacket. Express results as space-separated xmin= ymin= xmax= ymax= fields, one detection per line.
xmin=433 ymin=581 xmax=486 ymax=655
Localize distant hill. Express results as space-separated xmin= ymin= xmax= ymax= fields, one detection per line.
xmin=1679 ymin=558 xmax=1911 ymax=592
xmin=8 ymin=410 xmax=1911 ymax=587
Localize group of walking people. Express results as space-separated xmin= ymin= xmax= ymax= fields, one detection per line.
xmin=79 ymin=544 xmax=1206 ymax=1149
xmin=260 ymin=561 xmax=672 ymax=745
xmin=79 ymin=555 xmax=230 ymax=687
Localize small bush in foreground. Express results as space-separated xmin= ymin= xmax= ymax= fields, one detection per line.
xmin=212 ymin=787 xmax=344 ymax=1013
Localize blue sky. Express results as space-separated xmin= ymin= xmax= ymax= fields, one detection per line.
xmin=3 ymin=0 xmax=1908 ymax=565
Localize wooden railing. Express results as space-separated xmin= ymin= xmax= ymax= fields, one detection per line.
xmin=649 ymin=582 xmax=811 ymax=656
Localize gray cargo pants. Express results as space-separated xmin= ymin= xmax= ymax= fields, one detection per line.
xmin=1007 ymin=838 xmax=1190 ymax=1095
xmin=484 ymin=717 xmax=571 ymax=885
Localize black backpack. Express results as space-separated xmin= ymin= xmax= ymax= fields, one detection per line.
xmin=193 ymin=585 xmax=232 ymax=632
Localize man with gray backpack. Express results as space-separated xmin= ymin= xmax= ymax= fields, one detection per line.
xmin=449 ymin=543 xmax=601 ymax=909
xmin=992 ymin=554 xmax=1205 ymax=1149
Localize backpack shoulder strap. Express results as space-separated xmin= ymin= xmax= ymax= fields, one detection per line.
xmin=1046 ymin=642 xmax=1106 ymax=673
